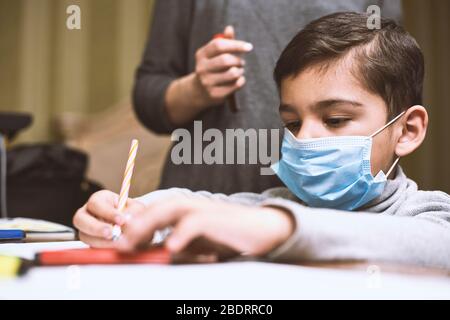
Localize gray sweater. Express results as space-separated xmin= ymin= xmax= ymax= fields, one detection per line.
xmin=133 ymin=0 xmax=402 ymax=194
xmin=137 ymin=167 xmax=450 ymax=270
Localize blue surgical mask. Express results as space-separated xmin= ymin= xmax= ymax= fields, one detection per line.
xmin=271 ymin=112 xmax=406 ymax=211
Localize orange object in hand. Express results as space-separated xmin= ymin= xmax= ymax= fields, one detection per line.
xmin=213 ymin=33 xmax=226 ymax=40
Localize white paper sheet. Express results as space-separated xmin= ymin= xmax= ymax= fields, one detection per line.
xmin=0 ymin=241 xmax=87 ymax=260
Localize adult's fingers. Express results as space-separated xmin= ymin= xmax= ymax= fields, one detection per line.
xmin=201 ymin=38 xmax=253 ymax=59
xmin=206 ymin=76 xmax=246 ymax=100
xmin=223 ymin=25 xmax=235 ymax=40
xmin=199 ymin=54 xmax=244 ymax=73
xmin=201 ymin=67 xmax=244 ymax=87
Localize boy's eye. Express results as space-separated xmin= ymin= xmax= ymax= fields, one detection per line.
xmin=284 ymin=121 xmax=301 ymax=134
xmin=325 ymin=117 xmax=351 ymax=128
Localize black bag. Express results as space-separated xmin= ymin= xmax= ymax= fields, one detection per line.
xmin=6 ymin=144 xmax=102 ymax=227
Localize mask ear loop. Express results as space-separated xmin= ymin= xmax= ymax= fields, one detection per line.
xmin=370 ymin=110 xmax=407 ymax=179
xmin=370 ymin=111 xmax=407 ymax=138
xmin=385 ymin=157 xmax=400 ymax=178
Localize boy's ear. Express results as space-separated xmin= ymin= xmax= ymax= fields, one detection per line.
xmin=395 ymin=105 xmax=428 ymax=157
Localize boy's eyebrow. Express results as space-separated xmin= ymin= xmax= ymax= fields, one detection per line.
xmin=279 ymin=99 xmax=364 ymax=113
xmin=314 ymin=99 xmax=364 ymax=110
xmin=279 ymin=103 xmax=297 ymax=113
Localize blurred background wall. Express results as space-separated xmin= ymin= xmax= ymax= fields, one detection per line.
xmin=0 ymin=0 xmax=153 ymax=141
xmin=0 ymin=0 xmax=449 ymax=193
xmin=403 ymin=0 xmax=450 ymax=193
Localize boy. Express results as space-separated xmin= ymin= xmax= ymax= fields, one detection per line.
xmin=73 ymin=12 xmax=450 ymax=269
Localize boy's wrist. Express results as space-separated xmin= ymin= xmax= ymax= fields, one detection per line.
xmin=259 ymin=207 xmax=296 ymax=254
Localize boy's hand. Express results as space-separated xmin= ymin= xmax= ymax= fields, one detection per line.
xmin=73 ymin=190 xmax=145 ymax=248
xmin=116 ymin=198 xmax=295 ymax=257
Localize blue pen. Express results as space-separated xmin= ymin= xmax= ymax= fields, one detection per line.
xmin=0 ymin=230 xmax=26 ymax=242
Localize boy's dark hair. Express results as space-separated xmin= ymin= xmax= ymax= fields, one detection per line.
xmin=274 ymin=12 xmax=424 ymax=119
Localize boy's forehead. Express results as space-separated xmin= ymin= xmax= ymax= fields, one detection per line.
xmin=280 ymin=61 xmax=372 ymax=108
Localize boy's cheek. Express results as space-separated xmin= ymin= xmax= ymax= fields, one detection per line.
xmin=370 ymin=153 xmax=384 ymax=176
xmin=370 ymin=134 xmax=396 ymax=175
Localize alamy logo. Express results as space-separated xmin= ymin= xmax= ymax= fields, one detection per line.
xmin=66 ymin=5 xmax=81 ymax=30
xmin=367 ymin=5 xmax=381 ymax=30
xmin=170 ymin=121 xmax=280 ymax=176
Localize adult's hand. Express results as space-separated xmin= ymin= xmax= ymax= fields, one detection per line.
xmin=165 ymin=26 xmax=253 ymax=125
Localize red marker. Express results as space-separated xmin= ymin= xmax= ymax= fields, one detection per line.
xmin=37 ymin=247 xmax=171 ymax=266
xmin=35 ymin=247 xmax=219 ymax=266
xmin=214 ymin=33 xmax=240 ymax=113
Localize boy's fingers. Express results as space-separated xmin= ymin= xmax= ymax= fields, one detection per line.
xmin=92 ymin=189 xmax=118 ymax=203
xmin=125 ymin=198 xmax=145 ymax=212
xmin=112 ymin=199 xmax=145 ymax=225
xmin=165 ymin=214 xmax=203 ymax=253
xmin=78 ymin=232 xmax=115 ymax=249
xmin=86 ymin=192 xmax=121 ymax=224
xmin=203 ymin=38 xmax=253 ymax=58
xmin=73 ymin=207 xmax=113 ymax=239
xmin=119 ymin=200 xmax=191 ymax=250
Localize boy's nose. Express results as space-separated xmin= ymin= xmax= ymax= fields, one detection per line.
xmin=295 ymin=121 xmax=322 ymax=139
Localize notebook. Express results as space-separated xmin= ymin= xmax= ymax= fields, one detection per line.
xmin=0 ymin=218 xmax=75 ymax=242
xmin=0 ymin=230 xmax=25 ymax=242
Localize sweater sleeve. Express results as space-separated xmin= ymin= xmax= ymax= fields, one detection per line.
xmin=135 ymin=187 xmax=270 ymax=206
xmin=262 ymin=192 xmax=450 ymax=270
xmin=132 ymin=0 xmax=194 ymax=134
xmin=134 ymin=186 xmax=450 ymax=269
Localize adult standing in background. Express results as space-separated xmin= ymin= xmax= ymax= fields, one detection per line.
xmin=133 ymin=0 xmax=402 ymax=194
